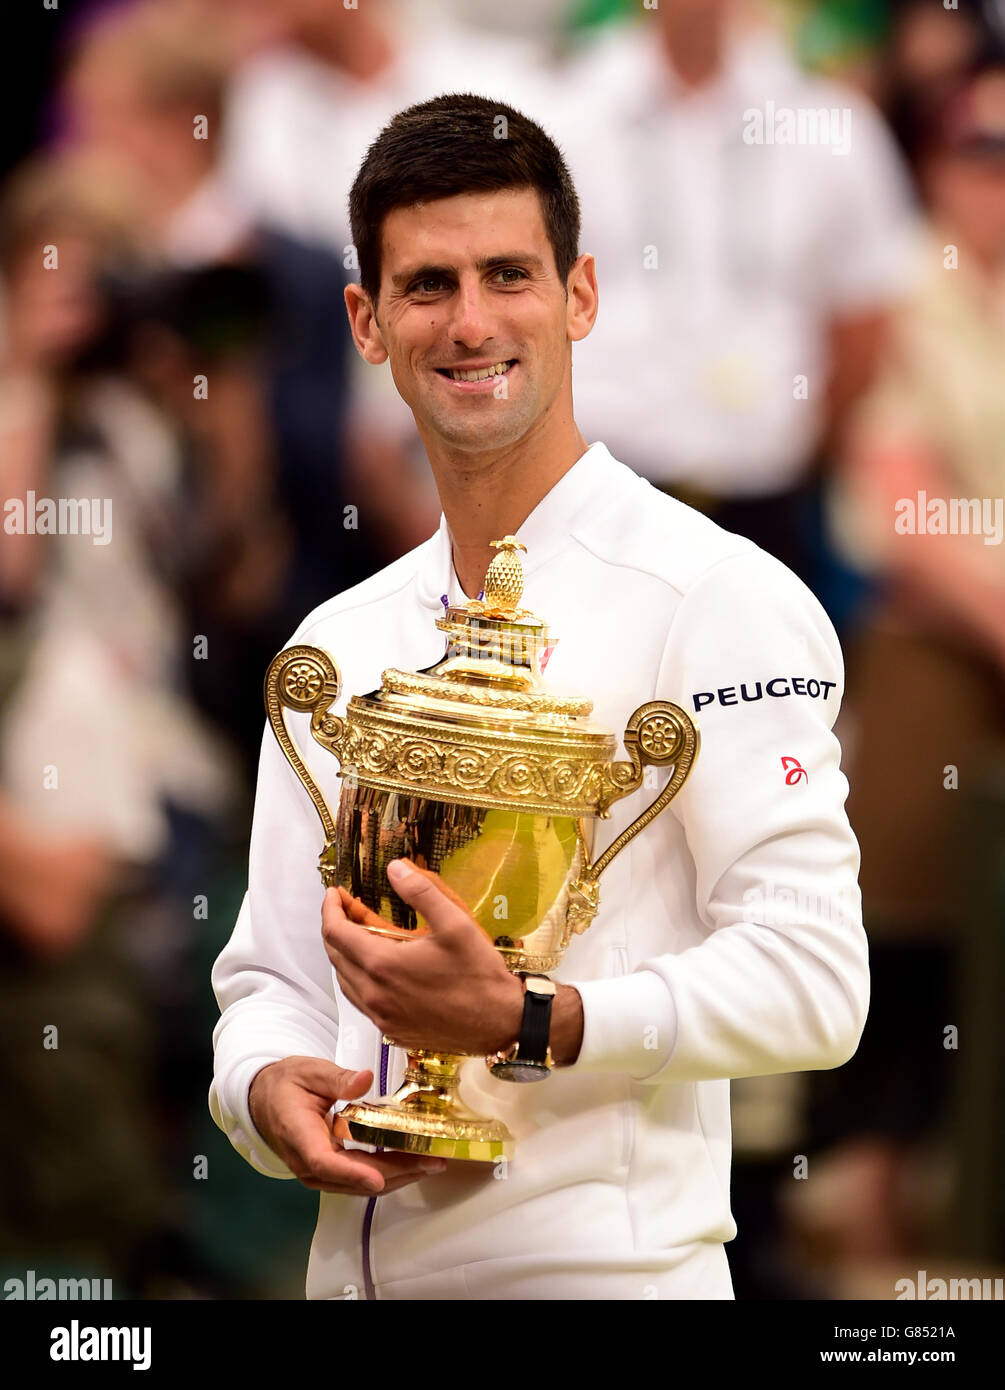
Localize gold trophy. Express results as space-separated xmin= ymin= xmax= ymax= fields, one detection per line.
xmin=264 ymin=537 xmax=699 ymax=1161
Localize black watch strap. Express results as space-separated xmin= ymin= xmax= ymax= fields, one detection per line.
xmin=517 ymin=973 xmax=553 ymax=1065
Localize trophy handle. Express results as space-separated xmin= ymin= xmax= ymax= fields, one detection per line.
xmin=564 ymin=701 xmax=700 ymax=942
xmin=264 ymin=645 xmax=345 ymax=861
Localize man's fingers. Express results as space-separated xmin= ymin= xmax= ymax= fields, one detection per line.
xmin=302 ymin=1170 xmax=432 ymax=1197
xmin=347 ymin=1149 xmax=447 ymax=1178
xmin=328 ymin=1148 xmax=444 ymax=1189
xmin=270 ymin=1078 xmax=372 ymax=1175
xmin=283 ymin=1101 xmax=447 ymax=1192
xmin=403 ymin=864 xmax=473 ymax=916
xmin=283 ymin=1058 xmax=372 ymax=1106
xmin=337 ymin=1067 xmax=374 ymax=1101
xmin=336 ymin=886 xmax=389 ymax=931
xmin=322 ymin=891 xmax=383 ymax=966
xmin=386 ymin=859 xmax=473 ymax=929
xmin=329 ymin=874 xmax=469 ymax=937
xmin=297 ymin=1128 xmax=447 ymax=1192
xmin=288 ymin=1132 xmax=388 ymax=1190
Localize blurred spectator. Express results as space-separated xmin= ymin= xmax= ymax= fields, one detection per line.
xmin=0 ymin=152 xmax=235 ymax=861
xmin=552 ymin=0 xmax=918 ymax=607
xmin=883 ymin=0 xmax=1005 ymax=129
xmin=221 ymin=0 xmax=553 ymax=469
xmin=785 ymin=0 xmax=1005 ymax=110
xmin=59 ymin=0 xmax=394 ymax=775
xmin=403 ymin=0 xmax=577 ymax=42
xmin=864 ymin=0 xmax=1005 ymax=188
xmin=0 ymin=151 xmax=237 ymax=1290
xmin=223 ymin=0 xmax=547 ymax=251
xmin=796 ymin=63 xmax=1005 ymax=1274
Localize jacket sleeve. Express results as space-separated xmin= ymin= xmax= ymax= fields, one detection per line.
xmin=569 ymin=549 xmax=870 ymax=1083
xmin=208 ymin=706 xmax=340 ymax=1179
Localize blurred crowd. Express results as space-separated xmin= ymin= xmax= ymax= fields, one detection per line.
xmin=1 ymin=0 xmax=1002 ymax=1298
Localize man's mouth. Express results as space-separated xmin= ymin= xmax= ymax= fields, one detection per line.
xmin=435 ymin=359 xmax=516 ymax=383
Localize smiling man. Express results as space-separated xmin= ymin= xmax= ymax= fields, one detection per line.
xmin=209 ymin=93 xmax=870 ymax=1301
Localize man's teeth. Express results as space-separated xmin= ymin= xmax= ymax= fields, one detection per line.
xmin=447 ymin=361 xmax=512 ymax=381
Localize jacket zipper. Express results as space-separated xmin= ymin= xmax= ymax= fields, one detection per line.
xmin=615 ymin=945 xmax=635 ymax=1171
xmin=360 ymin=1038 xmax=390 ymax=1300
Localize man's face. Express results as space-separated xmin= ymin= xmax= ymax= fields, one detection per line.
xmin=366 ymin=187 xmax=582 ymax=452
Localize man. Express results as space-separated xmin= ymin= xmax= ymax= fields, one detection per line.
xmin=210 ymin=94 xmax=870 ymax=1300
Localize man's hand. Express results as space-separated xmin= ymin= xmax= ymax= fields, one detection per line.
xmin=322 ymin=859 xmax=585 ymax=1065
xmin=248 ymin=1057 xmax=447 ymax=1195
xmin=323 ymin=859 xmax=525 ymax=1057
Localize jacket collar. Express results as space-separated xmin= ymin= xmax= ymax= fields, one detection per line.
xmin=415 ymin=440 xmax=629 ymax=611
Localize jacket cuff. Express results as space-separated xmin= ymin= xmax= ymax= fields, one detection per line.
xmin=211 ymin=1056 xmax=299 ymax=1180
xmin=567 ymin=969 xmax=678 ymax=1079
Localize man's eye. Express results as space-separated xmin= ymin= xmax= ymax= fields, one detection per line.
xmin=413 ymin=277 xmax=445 ymax=294
xmin=494 ymin=267 xmax=527 ymax=283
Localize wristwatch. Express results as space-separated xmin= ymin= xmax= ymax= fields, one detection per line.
xmin=486 ymin=973 xmax=556 ymax=1082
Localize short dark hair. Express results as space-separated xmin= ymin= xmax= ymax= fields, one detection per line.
xmin=348 ymin=92 xmax=581 ymax=306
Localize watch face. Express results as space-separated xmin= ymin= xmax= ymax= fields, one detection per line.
xmin=490 ymin=1060 xmax=549 ymax=1083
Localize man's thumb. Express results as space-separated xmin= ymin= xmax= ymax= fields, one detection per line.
xmin=324 ymin=1063 xmax=372 ymax=1099
xmin=387 ymin=858 xmax=471 ymax=921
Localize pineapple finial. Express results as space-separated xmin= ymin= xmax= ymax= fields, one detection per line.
xmin=483 ymin=536 xmax=527 ymax=612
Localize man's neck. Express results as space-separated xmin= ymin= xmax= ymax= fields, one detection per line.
xmin=423 ymin=413 xmax=590 ymax=600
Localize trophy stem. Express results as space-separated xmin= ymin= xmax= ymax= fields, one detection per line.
xmin=342 ymin=1049 xmax=514 ymax=1163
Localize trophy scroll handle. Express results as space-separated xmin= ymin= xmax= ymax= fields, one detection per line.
xmin=564 ymin=701 xmax=700 ymax=945
xmin=264 ymin=645 xmax=345 ymax=883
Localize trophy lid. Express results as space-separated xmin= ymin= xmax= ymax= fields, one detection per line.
xmin=271 ymin=537 xmax=698 ymax=822
xmin=308 ymin=535 xmax=638 ymax=818
xmin=370 ymin=536 xmax=601 ymax=730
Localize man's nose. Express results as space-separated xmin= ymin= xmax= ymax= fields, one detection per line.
xmin=445 ymin=278 xmax=497 ymax=348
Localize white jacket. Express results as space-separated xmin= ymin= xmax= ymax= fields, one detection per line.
xmin=209 ymin=440 xmax=869 ymax=1300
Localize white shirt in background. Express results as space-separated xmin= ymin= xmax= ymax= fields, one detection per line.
xmin=222 ymin=8 xmax=551 ymax=255
xmin=554 ymin=22 xmax=919 ymax=494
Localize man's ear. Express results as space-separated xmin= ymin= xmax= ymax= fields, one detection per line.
xmin=566 ymin=252 xmax=598 ymax=344
xmin=344 ymin=283 xmax=389 ymax=365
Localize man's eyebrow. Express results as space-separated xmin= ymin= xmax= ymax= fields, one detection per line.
xmin=389 ymin=253 xmax=547 ymax=288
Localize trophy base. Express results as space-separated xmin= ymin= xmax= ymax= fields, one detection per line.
xmin=344 ymin=1103 xmax=513 ymax=1162
xmin=341 ymin=1049 xmax=514 ymax=1162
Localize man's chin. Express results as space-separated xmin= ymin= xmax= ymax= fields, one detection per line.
xmin=425 ymin=406 xmax=530 ymax=453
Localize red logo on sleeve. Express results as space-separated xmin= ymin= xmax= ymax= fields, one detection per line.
xmin=781 ymin=756 xmax=807 ymax=785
